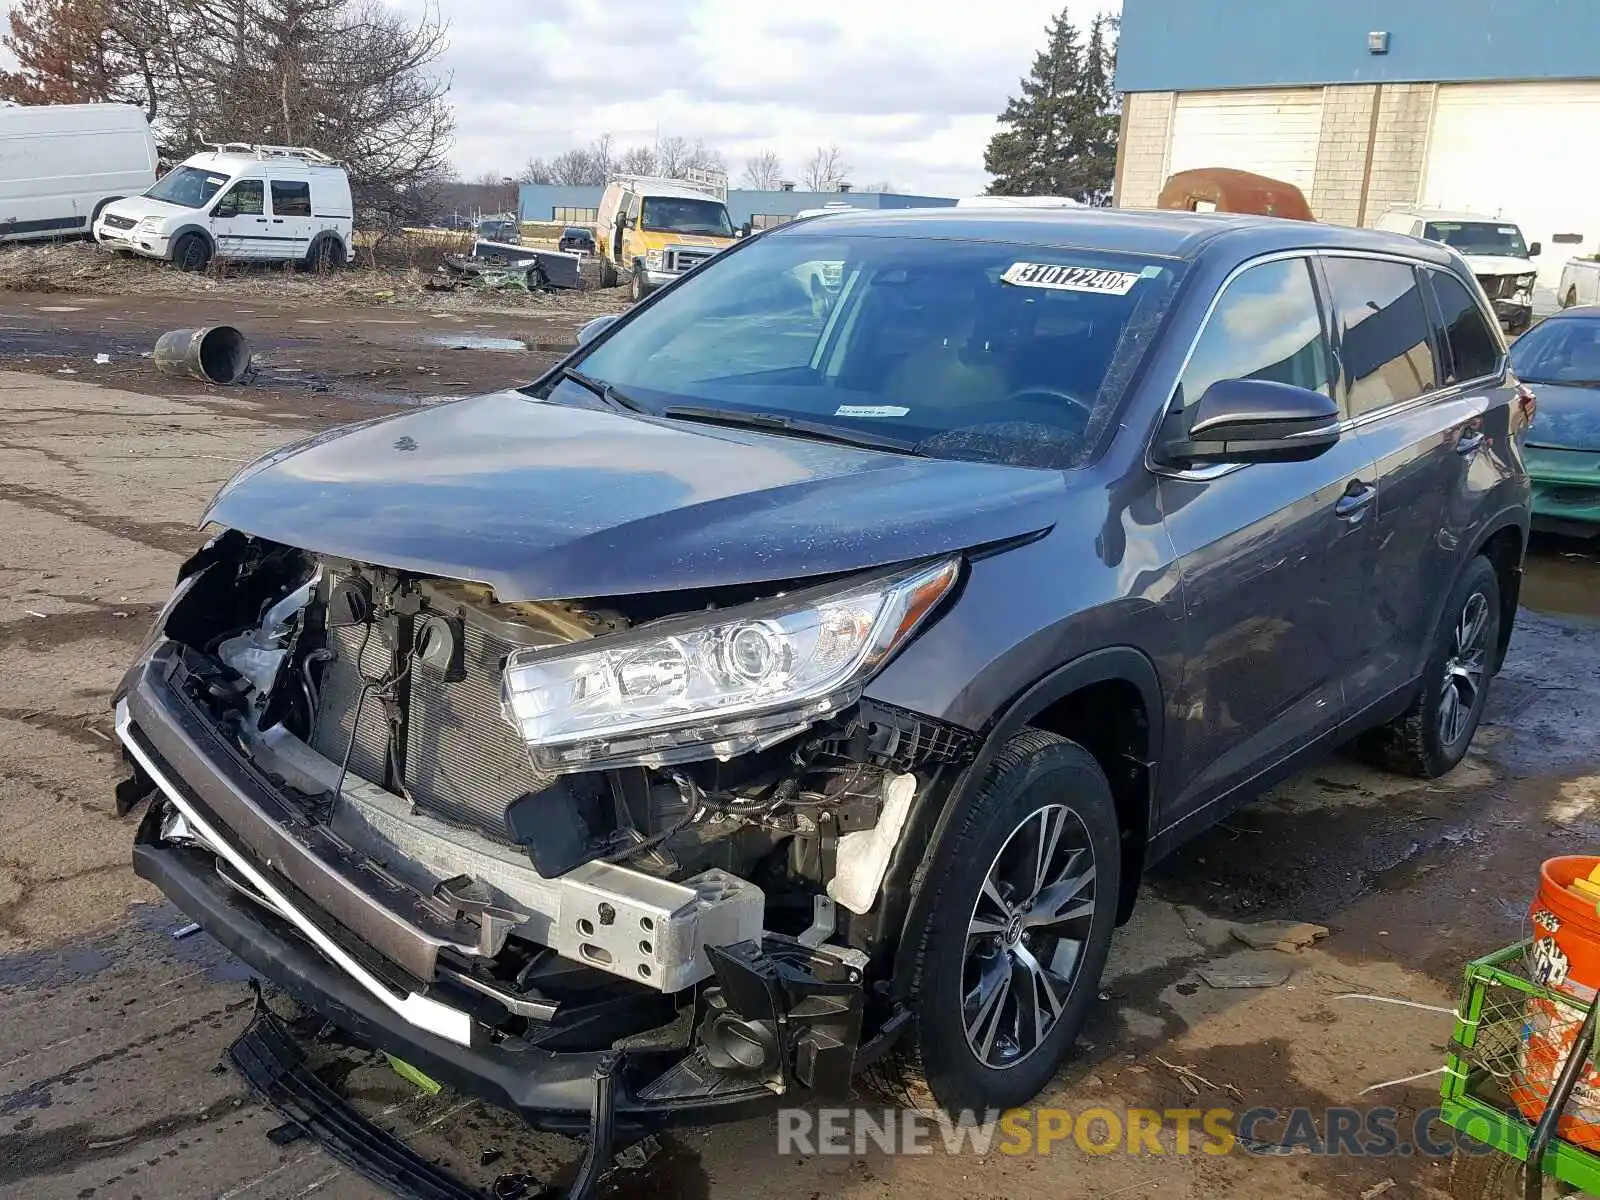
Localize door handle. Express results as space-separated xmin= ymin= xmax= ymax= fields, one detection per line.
xmin=272 ymin=218 xmax=284 ymax=224
xmin=1457 ymin=429 xmax=1485 ymax=456
xmin=1335 ymin=480 xmax=1377 ymax=521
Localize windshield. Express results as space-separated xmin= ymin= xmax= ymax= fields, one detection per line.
xmin=640 ymin=197 xmax=734 ymax=237
xmin=1424 ymin=221 xmax=1529 ymax=259
xmin=1510 ymin=316 xmax=1600 ymax=386
xmin=558 ymin=229 xmax=1184 ymax=468
xmin=146 ymin=165 xmax=230 ymax=209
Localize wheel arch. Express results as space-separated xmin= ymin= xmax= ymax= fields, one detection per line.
xmin=878 ymin=646 xmax=1163 ymax=1000
xmin=168 ymin=224 xmax=216 ymax=259
xmin=1473 ymin=516 xmax=1526 ymax=672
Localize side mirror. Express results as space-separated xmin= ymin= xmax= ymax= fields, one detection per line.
xmin=214 ymin=197 xmax=237 ymax=218
xmin=1161 ymin=378 xmax=1341 ymax=467
xmin=740 ymin=221 xmax=753 ymax=238
xmin=1528 ymin=241 xmax=1542 ymax=258
xmin=575 ymin=314 xmax=619 ymax=347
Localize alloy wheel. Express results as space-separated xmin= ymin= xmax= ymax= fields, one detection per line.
xmin=962 ymin=803 xmax=1097 ymax=1069
xmin=1439 ymin=591 xmax=1490 ymax=747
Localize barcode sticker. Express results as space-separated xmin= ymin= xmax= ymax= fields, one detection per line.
xmin=835 ymin=405 xmax=910 ymax=418
xmin=1002 ymin=262 xmax=1142 ymax=295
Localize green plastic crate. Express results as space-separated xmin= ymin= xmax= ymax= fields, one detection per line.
xmin=1440 ymin=940 xmax=1600 ymax=1192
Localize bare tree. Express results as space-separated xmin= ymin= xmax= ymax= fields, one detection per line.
xmin=655 ymin=135 xmax=692 ymax=178
xmin=802 ymin=143 xmax=850 ymax=190
xmin=741 ymin=150 xmax=784 ymax=190
xmin=73 ymin=0 xmax=458 ymax=224
xmin=655 ymin=135 xmax=722 ymax=180
xmin=615 ymin=144 xmax=657 ymax=176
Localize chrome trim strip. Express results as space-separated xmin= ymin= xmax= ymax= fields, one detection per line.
xmin=116 ymin=699 xmax=475 ymax=1047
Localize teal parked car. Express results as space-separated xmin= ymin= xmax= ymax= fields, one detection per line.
xmin=1511 ymin=307 xmax=1600 ymax=534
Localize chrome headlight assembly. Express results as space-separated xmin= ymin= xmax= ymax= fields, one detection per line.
xmin=501 ymin=558 xmax=960 ymax=772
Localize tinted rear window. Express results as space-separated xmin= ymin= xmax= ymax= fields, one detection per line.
xmin=1428 ymin=270 xmax=1501 ymax=383
xmin=271 ymin=180 xmax=311 ymax=216
xmin=1322 ymin=257 xmax=1439 ymax=417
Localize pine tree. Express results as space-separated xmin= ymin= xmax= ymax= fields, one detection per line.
xmin=0 ymin=0 xmax=138 ymax=109
xmin=984 ymin=8 xmax=1120 ymax=204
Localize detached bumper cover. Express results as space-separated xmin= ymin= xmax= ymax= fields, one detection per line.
xmin=119 ymin=641 xmax=867 ymax=1128
xmin=134 ymin=803 xmax=786 ymax=1130
xmin=116 ymin=643 xmax=482 ymax=1042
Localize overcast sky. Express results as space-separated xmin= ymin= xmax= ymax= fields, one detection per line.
xmin=3 ymin=0 xmax=1115 ymax=196
xmin=393 ymin=0 xmax=1113 ymax=196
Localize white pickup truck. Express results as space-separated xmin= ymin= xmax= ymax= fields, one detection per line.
xmin=1559 ymin=258 xmax=1600 ymax=310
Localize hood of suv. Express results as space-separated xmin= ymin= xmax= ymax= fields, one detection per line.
xmin=101 ymin=196 xmax=183 ymax=224
xmin=1463 ymin=253 xmax=1535 ymax=277
xmin=204 ymin=391 xmax=1065 ymax=600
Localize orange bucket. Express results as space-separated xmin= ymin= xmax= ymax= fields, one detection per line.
xmin=1515 ymin=855 xmax=1600 ymax=1148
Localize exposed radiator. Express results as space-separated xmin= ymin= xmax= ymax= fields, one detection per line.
xmin=309 ymin=585 xmax=555 ymax=844
xmin=405 ymin=618 xmax=552 ymax=838
xmin=309 ymin=620 xmax=392 ymax=789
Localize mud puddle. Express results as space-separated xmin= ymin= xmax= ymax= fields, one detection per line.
xmin=1523 ymin=533 xmax=1600 ymax=620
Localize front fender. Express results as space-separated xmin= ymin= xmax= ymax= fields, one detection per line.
xmin=872 ymin=645 xmax=1166 ymax=1002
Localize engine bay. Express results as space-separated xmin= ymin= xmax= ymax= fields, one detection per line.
xmin=132 ymin=530 xmax=976 ymax=1069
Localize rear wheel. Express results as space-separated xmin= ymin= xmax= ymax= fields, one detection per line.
xmin=172 ymin=232 xmax=211 ymax=272
xmin=304 ymin=235 xmax=343 ymax=273
xmin=873 ymin=730 xmax=1120 ymax=1114
xmin=1359 ymin=555 xmax=1500 ymax=778
xmin=600 ymin=258 xmax=618 ymax=288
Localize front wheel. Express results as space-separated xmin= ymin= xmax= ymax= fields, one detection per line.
xmin=1564 ymin=285 xmax=1580 ymax=309
xmin=875 ymin=729 xmax=1121 ymax=1114
xmin=629 ymin=263 xmax=651 ymax=303
xmin=1359 ymin=554 xmax=1501 ymax=778
xmin=171 ymin=232 xmax=211 ymax=272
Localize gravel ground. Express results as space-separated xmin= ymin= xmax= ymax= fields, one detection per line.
xmin=0 ymin=316 xmax=1599 ymax=1199
xmin=0 ymin=239 xmax=627 ymax=320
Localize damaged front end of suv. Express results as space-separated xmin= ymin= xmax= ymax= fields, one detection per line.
xmin=115 ymin=522 xmax=977 ymax=1134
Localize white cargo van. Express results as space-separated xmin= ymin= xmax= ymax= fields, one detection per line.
xmin=94 ymin=144 xmax=354 ymax=271
xmin=0 ymin=102 xmax=159 ymax=243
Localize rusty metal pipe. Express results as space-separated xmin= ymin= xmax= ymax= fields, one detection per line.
xmin=153 ymin=325 xmax=251 ymax=385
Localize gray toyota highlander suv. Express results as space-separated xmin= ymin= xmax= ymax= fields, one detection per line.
xmin=114 ymin=208 xmax=1532 ymax=1187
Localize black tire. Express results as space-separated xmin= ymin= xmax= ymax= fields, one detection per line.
xmin=600 ymin=258 xmax=619 ymax=288
xmin=629 ymin=262 xmax=651 ymax=303
xmin=172 ymin=232 xmax=211 ymax=273
xmin=1359 ymin=555 xmax=1501 ymax=778
xmin=304 ymin=235 xmax=343 ymax=273
xmin=872 ymin=729 xmax=1121 ymax=1115
xmin=1564 ymin=285 xmax=1580 ymax=309
xmin=1446 ymin=1145 xmax=1521 ymax=1198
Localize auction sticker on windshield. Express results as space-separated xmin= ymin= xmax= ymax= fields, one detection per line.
xmin=1002 ymin=262 xmax=1142 ymax=295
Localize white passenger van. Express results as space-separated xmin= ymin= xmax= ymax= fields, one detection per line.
xmin=94 ymin=144 xmax=354 ymax=271
xmin=0 ymin=102 xmax=159 ymax=243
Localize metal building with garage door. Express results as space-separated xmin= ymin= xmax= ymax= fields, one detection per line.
xmin=1112 ymin=0 xmax=1600 ymax=299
